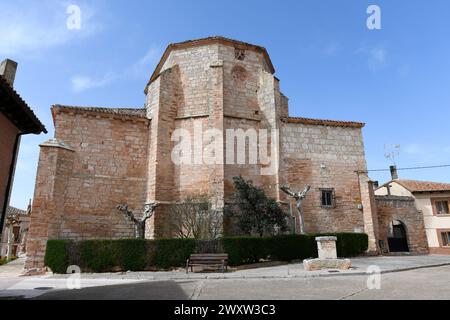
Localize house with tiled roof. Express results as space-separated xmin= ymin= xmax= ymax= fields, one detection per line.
xmin=0 ymin=59 xmax=47 ymax=244
xmin=1 ymin=204 xmax=31 ymax=258
xmin=376 ymin=169 xmax=450 ymax=254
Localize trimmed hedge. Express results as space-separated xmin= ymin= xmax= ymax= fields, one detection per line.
xmin=44 ymin=240 xmax=70 ymax=274
xmin=150 ymin=239 xmax=196 ymax=269
xmin=44 ymin=233 xmax=368 ymax=273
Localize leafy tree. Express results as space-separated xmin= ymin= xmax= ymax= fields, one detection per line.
xmin=227 ymin=176 xmax=288 ymax=237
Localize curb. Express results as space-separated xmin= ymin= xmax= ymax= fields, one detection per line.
xmin=43 ymin=262 xmax=450 ymax=282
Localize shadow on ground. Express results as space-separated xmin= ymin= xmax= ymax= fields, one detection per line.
xmin=32 ymin=280 xmax=193 ymax=300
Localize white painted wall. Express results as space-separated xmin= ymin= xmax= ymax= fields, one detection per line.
xmin=415 ymin=192 xmax=450 ymax=248
xmin=375 ymin=182 xmax=412 ymax=197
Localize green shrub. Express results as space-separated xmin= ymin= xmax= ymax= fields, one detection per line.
xmin=79 ymin=240 xmax=114 ymax=272
xmin=45 ymin=240 xmax=71 ymax=273
xmin=44 ymin=232 xmax=368 ymax=273
xmin=113 ymin=239 xmax=146 ymax=271
xmin=310 ymin=233 xmax=369 ymax=257
xmin=150 ymin=238 xmax=196 ymax=269
xmin=221 ymin=236 xmax=272 ymax=265
xmin=268 ymin=235 xmax=317 ymax=261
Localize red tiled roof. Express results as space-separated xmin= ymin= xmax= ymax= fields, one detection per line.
xmin=52 ymin=105 xmax=147 ymax=118
xmin=394 ymin=179 xmax=450 ymax=193
xmin=0 ymin=75 xmax=47 ymax=134
xmin=284 ymin=116 xmax=365 ymax=128
xmin=6 ymin=206 xmax=27 ymax=216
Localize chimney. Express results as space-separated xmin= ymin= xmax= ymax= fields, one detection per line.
xmin=373 ymin=181 xmax=379 ymax=189
xmin=0 ymin=59 xmax=18 ymax=87
xmin=390 ymin=165 xmax=399 ymax=180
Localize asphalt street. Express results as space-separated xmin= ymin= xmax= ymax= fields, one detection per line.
xmin=33 ymin=265 xmax=450 ymax=300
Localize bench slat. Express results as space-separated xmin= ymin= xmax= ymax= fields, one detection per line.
xmin=187 ymin=253 xmax=229 ymax=274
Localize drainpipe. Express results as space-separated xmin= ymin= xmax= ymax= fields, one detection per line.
xmin=0 ymin=132 xmax=22 ymax=236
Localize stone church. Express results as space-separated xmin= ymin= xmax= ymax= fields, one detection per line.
xmin=25 ymin=36 xmax=427 ymax=270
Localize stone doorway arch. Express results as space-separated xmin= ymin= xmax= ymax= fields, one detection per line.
xmin=388 ymin=220 xmax=409 ymax=252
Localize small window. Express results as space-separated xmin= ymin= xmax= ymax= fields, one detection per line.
xmin=320 ymin=189 xmax=335 ymax=208
xmin=436 ymin=200 xmax=449 ymax=215
xmin=441 ymin=232 xmax=450 ymax=247
xmin=235 ymin=48 xmax=245 ymax=61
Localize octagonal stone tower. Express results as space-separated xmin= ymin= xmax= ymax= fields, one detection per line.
xmin=143 ymin=37 xmax=288 ymax=237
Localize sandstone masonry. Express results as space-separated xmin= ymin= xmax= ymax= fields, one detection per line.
xmin=25 ymin=37 xmax=427 ymax=269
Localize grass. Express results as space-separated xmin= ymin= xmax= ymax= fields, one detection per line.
xmin=0 ymin=256 xmax=18 ymax=266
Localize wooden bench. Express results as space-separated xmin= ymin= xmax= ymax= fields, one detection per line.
xmin=186 ymin=254 xmax=228 ymax=273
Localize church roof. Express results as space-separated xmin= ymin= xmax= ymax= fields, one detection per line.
xmin=52 ymin=105 xmax=147 ymax=119
xmin=144 ymin=36 xmax=275 ymax=94
xmin=285 ymin=116 xmax=365 ymax=128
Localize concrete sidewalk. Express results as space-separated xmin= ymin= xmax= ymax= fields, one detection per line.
xmin=0 ymin=257 xmax=26 ymax=277
xmin=44 ymin=254 xmax=450 ymax=280
xmin=2 ymin=254 xmax=450 ymax=299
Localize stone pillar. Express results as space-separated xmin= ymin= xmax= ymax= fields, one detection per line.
xmin=144 ymin=66 xmax=180 ymax=238
xmin=316 ymin=236 xmax=338 ymax=259
xmin=359 ymin=172 xmax=380 ymax=254
xmin=303 ymin=236 xmax=352 ymax=271
xmin=25 ymin=139 xmax=75 ymax=270
xmin=0 ymin=59 xmax=18 ymax=86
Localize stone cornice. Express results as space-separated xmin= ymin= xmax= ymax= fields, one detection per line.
xmin=52 ymin=105 xmax=149 ymax=124
xmin=282 ymin=116 xmax=365 ymax=128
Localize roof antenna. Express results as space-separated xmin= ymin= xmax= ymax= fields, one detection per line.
xmin=384 ymin=144 xmax=401 ymax=166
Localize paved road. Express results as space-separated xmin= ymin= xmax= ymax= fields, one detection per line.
xmin=33 ymin=265 xmax=450 ymax=300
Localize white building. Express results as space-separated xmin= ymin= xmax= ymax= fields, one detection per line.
xmin=376 ymin=179 xmax=450 ymax=254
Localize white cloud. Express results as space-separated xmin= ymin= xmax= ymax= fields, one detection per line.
xmin=404 ymin=143 xmax=422 ymax=155
xmin=0 ymin=0 xmax=102 ymax=56
xmin=71 ymin=46 xmax=162 ymax=93
xmin=322 ymin=42 xmax=342 ymax=56
xmin=356 ymin=45 xmax=388 ymax=71
xmin=71 ymin=73 xmax=117 ymax=93
xmin=128 ymin=46 xmax=161 ymax=78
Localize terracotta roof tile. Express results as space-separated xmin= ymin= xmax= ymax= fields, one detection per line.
xmin=52 ymin=105 xmax=147 ymax=118
xmin=0 ymin=75 xmax=47 ymax=134
xmin=394 ymin=179 xmax=450 ymax=193
xmin=6 ymin=206 xmax=27 ymax=216
xmin=284 ymin=116 xmax=365 ymax=128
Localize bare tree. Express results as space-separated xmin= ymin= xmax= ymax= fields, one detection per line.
xmin=165 ymin=196 xmax=222 ymax=239
xmin=117 ymin=203 xmax=157 ymax=238
xmin=280 ymin=185 xmax=311 ymax=234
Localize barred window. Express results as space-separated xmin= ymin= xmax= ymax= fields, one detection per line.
xmin=320 ymin=189 xmax=335 ymax=208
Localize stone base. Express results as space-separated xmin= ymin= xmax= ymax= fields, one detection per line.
xmin=303 ymin=258 xmax=351 ymax=271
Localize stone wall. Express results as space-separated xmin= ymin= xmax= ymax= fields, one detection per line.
xmin=279 ymin=122 xmax=367 ymax=234
xmin=26 ymin=109 xmax=150 ymax=269
xmin=26 ymin=37 xmax=384 ymax=268
xmin=375 ymin=195 xmax=428 ymax=254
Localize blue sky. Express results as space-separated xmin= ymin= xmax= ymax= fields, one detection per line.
xmin=3 ymin=0 xmax=450 ymax=209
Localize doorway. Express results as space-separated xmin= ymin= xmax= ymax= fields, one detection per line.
xmin=388 ymin=220 xmax=409 ymax=252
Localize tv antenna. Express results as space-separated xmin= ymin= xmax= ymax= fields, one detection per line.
xmin=384 ymin=144 xmax=401 ymax=165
